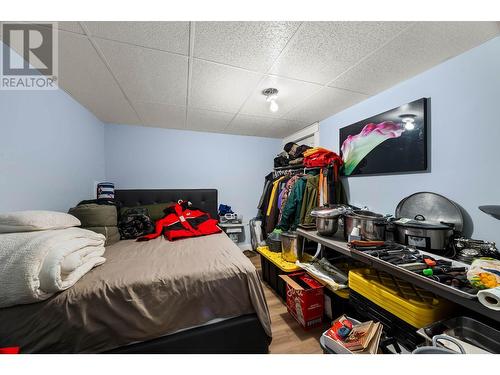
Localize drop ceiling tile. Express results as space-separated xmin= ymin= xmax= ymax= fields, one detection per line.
xmin=57 ymin=22 xmax=85 ymax=34
xmin=270 ymin=118 xmax=310 ymax=138
xmin=331 ymin=22 xmax=500 ymax=95
xmin=283 ymin=87 xmax=368 ymax=123
xmin=96 ymin=38 xmax=188 ymax=106
xmin=239 ymin=75 xmax=322 ymax=118
xmin=187 ymin=108 xmax=235 ymax=132
xmin=57 ymin=32 xmax=140 ymax=124
xmin=190 ymin=59 xmax=263 ymax=112
xmin=226 ymin=114 xmax=277 ymax=137
xmin=84 ymin=21 xmax=189 ymax=54
xmin=133 ymin=102 xmax=186 ymax=128
xmin=269 ymin=21 xmax=409 ymax=84
xmin=194 ymin=21 xmax=300 ymax=72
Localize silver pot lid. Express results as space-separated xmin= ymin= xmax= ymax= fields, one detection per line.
xmin=310 ymin=205 xmax=346 ymax=218
xmin=393 ymin=217 xmax=453 ymax=230
xmin=351 ymin=209 xmax=384 ymax=219
xmin=395 ymin=192 xmax=464 ymax=232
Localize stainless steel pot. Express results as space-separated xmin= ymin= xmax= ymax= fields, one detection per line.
xmin=281 ymin=231 xmax=302 ymax=262
xmin=310 ymin=205 xmax=347 ymax=237
xmin=343 ymin=210 xmax=388 ymax=241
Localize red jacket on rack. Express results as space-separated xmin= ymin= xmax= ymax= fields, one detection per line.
xmin=138 ymin=201 xmax=221 ymax=241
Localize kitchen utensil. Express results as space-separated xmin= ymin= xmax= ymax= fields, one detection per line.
xmin=453 ymin=237 xmax=499 ymax=262
xmin=394 ymin=192 xmax=464 ymax=253
xmin=412 ymin=335 xmax=465 ymax=354
xmin=310 ymin=205 xmax=347 ymax=237
xmin=479 ymin=205 xmax=500 ymax=220
xmin=343 ymin=209 xmax=388 ymax=241
xmin=281 ymin=231 xmax=302 ymax=262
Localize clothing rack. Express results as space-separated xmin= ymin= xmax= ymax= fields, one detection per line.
xmin=272 ymin=165 xmax=327 ymax=178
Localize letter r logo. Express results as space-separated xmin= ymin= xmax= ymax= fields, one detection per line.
xmin=2 ymin=23 xmax=54 ymax=75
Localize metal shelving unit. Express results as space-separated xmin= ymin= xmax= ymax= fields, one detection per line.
xmin=296 ymin=228 xmax=500 ymax=323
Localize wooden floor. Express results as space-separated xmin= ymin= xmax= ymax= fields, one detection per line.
xmin=246 ymin=251 xmax=326 ymax=354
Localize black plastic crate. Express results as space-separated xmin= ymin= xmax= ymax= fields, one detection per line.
xmin=349 ymin=290 xmax=424 ymax=351
xmin=259 ymin=254 xmax=293 ymax=301
xmin=323 ymin=288 xmax=355 ymax=321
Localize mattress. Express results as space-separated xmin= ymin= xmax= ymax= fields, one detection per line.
xmin=0 ymin=233 xmax=271 ymax=353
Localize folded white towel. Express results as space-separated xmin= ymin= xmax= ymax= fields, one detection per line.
xmin=0 ymin=227 xmax=106 ymax=308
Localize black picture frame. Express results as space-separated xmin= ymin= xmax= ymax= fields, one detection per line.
xmin=339 ymin=98 xmax=428 ymax=177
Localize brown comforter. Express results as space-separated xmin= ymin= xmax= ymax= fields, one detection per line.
xmin=0 ymin=233 xmax=271 ymax=353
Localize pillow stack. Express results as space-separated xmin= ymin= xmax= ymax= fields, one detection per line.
xmin=68 ymin=204 xmax=119 ymax=246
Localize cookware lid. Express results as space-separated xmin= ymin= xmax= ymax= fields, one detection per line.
xmin=393 ymin=217 xmax=453 ymax=230
xmin=351 ymin=209 xmax=384 ymax=219
xmin=395 ymin=192 xmax=464 ymax=232
xmin=310 ymin=205 xmax=346 ymax=218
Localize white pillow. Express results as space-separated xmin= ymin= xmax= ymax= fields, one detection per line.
xmin=0 ymin=210 xmax=81 ymax=233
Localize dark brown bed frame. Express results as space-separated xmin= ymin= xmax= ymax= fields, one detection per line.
xmin=110 ymin=189 xmax=271 ymax=354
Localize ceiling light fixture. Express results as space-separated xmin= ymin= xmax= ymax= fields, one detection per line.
xmin=399 ymin=114 xmax=417 ymax=130
xmin=263 ymin=88 xmax=279 ymax=113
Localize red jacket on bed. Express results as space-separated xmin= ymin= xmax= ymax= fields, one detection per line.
xmin=137 ymin=201 xmax=221 ymax=241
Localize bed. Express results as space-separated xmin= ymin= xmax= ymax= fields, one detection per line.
xmin=0 ymin=189 xmax=272 ymax=354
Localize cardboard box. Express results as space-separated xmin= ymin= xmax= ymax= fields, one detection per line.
xmin=279 ymin=272 xmax=324 ymax=329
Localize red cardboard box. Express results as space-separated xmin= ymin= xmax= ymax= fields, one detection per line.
xmin=279 ymin=272 xmax=324 ymax=330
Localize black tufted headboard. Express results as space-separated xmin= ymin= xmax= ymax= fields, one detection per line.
xmin=114 ymin=189 xmax=219 ymax=220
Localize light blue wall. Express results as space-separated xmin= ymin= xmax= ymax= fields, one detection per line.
xmin=105 ymin=124 xmax=280 ymax=244
xmin=320 ymin=36 xmax=500 ymax=244
xmin=0 ymin=45 xmax=105 ymax=212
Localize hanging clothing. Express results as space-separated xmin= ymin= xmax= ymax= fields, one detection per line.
xmin=327 ymin=161 xmax=348 ymax=205
xmin=257 ymin=173 xmax=274 ymax=214
xmin=277 ymin=176 xmax=307 ymax=231
xmin=277 ymin=174 xmax=303 ymax=223
xmin=258 ymin=173 xmax=275 ymax=233
xmin=299 ymin=174 xmax=319 ymax=226
xmin=318 ymin=168 xmax=329 ymax=206
xmin=265 ymin=176 xmax=286 ymax=234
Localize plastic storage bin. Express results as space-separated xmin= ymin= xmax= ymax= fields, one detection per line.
xmin=257 ymin=246 xmax=301 ymax=300
xmin=348 ymin=268 xmax=453 ymax=328
xmin=322 ymin=288 xmax=352 ymax=320
xmin=350 ymin=290 xmax=424 ymax=350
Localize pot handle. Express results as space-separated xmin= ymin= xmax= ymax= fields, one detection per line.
xmin=414 ymin=214 xmax=426 ymax=221
xmin=432 ymin=335 xmax=466 ymax=354
xmin=440 ymin=221 xmax=456 ymax=229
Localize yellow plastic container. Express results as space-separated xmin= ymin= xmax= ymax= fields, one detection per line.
xmin=333 ymin=288 xmax=349 ymax=299
xmin=348 ymin=268 xmax=453 ymax=328
xmin=256 ymin=246 xmax=301 ymax=272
